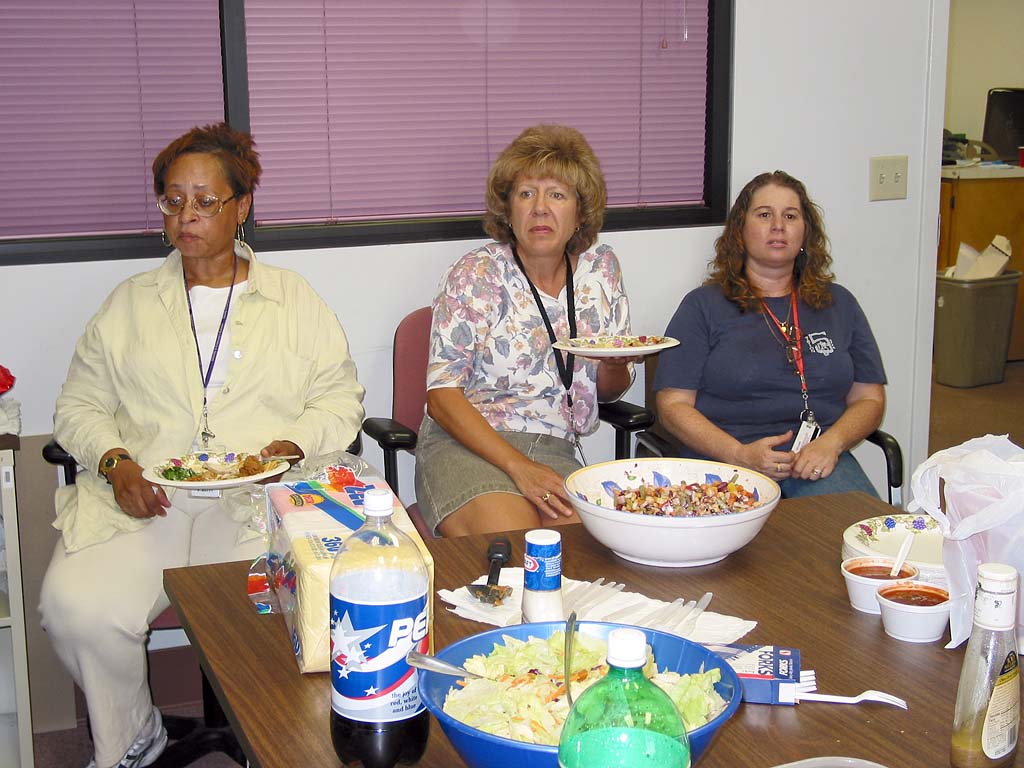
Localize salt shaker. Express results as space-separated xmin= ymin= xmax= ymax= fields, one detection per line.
xmin=521 ymin=529 xmax=564 ymax=622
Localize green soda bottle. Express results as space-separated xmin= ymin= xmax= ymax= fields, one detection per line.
xmin=558 ymin=627 xmax=690 ymax=768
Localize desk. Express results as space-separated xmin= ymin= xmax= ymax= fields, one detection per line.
xmin=938 ymin=165 xmax=1024 ymax=360
xmin=164 ymin=493 xmax=1022 ymax=767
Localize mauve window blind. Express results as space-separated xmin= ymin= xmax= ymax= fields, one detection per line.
xmin=245 ymin=0 xmax=710 ymax=227
xmin=0 ymin=1 xmax=223 ymax=240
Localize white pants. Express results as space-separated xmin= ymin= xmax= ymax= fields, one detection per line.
xmin=39 ymin=491 xmax=267 ymax=768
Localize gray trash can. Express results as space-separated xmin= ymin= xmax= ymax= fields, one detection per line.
xmin=934 ymin=270 xmax=1021 ymax=387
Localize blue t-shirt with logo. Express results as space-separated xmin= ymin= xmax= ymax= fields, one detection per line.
xmin=653 ymin=283 xmax=886 ymax=457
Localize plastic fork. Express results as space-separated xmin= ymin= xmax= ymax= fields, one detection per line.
xmin=678 ymin=591 xmax=713 ymax=635
xmin=576 ymin=583 xmax=625 ymax=616
xmin=796 ymin=690 xmax=908 ymax=709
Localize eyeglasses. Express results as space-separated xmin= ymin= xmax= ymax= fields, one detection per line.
xmin=157 ymin=192 xmax=237 ymax=218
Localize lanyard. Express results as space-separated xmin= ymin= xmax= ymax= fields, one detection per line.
xmin=511 ymin=244 xmax=583 ymax=449
xmin=184 ymin=254 xmax=238 ymax=448
xmin=761 ymin=292 xmax=815 ymax=422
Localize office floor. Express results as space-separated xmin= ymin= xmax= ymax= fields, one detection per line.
xmin=928 ymin=360 xmax=1024 ymax=455
xmin=32 ymin=363 xmax=1024 ymax=768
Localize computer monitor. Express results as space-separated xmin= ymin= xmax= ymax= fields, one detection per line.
xmin=982 ymin=88 xmax=1024 ymax=164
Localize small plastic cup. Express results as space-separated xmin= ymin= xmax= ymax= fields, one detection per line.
xmin=876 ymin=581 xmax=950 ymax=643
xmin=840 ymin=556 xmax=919 ymax=614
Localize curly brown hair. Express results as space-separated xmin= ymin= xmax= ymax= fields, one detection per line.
xmin=482 ymin=124 xmax=606 ymax=258
xmin=708 ymin=171 xmax=834 ymax=311
xmin=152 ymin=123 xmax=262 ymax=198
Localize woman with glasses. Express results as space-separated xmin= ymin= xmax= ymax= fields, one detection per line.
xmin=39 ymin=123 xmax=364 ymax=768
xmin=652 ymin=170 xmax=886 ymax=498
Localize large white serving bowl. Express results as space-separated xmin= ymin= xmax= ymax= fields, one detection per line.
xmin=564 ymin=458 xmax=781 ymax=567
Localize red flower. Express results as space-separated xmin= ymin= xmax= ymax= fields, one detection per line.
xmin=0 ymin=365 xmax=14 ymax=395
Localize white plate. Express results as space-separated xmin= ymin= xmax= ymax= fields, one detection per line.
xmin=553 ymin=335 xmax=679 ymax=358
xmin=144 ymin=451 xmax=289 ymax=490
xmin=841 ymin=514 xmax=946 ymax=586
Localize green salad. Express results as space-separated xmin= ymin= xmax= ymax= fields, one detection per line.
xmin=441 ymin=631 xmax=726 ymax=746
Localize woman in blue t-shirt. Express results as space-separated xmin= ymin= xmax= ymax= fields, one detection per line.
xmin=653 ymin=171 xmax=887 ymax=498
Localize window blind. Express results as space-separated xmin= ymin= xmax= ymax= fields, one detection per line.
xmin=0 ymin=1 xmax=224 ymax=240
xmin=245 ymin=0 xmax=709 ymax=227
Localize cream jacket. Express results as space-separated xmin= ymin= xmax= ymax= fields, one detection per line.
xmin=53 ymin=244 xmax=365 ymax=551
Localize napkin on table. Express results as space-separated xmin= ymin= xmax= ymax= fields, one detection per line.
xmin=437 ymin=567 xmax=756 ymax=645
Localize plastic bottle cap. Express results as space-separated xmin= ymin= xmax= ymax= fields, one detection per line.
xmin=606 ymin=627 xmax=648 ymax=668
xmin=363 ymin=488 xmax=394 ymax=517
xmin=978 ymin=562 xmax=1018 ymax=587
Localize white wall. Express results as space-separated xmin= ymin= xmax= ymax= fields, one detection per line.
xmin=945 ymin=0 xmax=1024 ymax=139
xmin=0 ymin=0 xmax=948 ymax=503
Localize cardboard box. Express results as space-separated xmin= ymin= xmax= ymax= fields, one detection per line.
xmin=706 ymin=643 xmax=806 ymax=704
xmin=265 ymin=469 xmax=434 ymax=673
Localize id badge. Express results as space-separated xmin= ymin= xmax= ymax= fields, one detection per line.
xmin=792 ymin=418 xmax=820 ymax=453
xmin=190 ymin=488 xmax=222 ymax=498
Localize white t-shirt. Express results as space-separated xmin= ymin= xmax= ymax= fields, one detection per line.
xmin=188 ymin=281 xmax=247 ymax=400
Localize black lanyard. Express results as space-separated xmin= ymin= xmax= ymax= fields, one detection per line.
xmin=183 ymin=254 xmax=238 ymax=448
xmin=511 ymin=244 xmax=577 ymax=410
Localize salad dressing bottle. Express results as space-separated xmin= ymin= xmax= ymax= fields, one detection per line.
xmin=950 ymin=563 xmax=1020 ymax=768
xmin=558 ymin=627 xmax=690 ymax=768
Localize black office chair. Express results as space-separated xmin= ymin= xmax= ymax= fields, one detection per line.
xmin=632 ymin=357 xmax=905 ymax=506
xmin=43 ymin=440 xmax=245 ymax=768
xmin=362 ymin=307 xmax=655 ymax=537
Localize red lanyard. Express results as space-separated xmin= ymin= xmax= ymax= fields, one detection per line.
xmin=761 ymin=292 xmax=813 ymax=420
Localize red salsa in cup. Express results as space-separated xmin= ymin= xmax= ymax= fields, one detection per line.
xmin=846 ymin=564 xmax=915 ymax=580
xmin=880 ymin=587 xmax=948 ymax=607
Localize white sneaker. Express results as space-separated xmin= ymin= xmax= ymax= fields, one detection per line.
xmin=85 ymin=706 xmax=169 ymax=768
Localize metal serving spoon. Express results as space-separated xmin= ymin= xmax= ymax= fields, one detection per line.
xmin=564 ymin=610 xmax=578 ymax=706
xmin=406 ymin=650 xmax=482 ymax=680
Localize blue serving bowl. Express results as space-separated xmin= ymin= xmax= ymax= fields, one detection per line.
xmin=420 ymin=621 xmax=741 ymax=768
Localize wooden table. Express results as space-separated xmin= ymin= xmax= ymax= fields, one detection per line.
xmin=164 ymin=492 xmax=1022 ymax=767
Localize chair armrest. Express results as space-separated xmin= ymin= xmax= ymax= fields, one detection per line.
xmin=865 ymin=429 xmax=904 ymax=491
xmin=634 ymin=430 xmax=679 ymax=459
xmin=362 ymin=418 xmax=417 ymax=452
xmin=598 ymin=400 xmax=655 ymax=432
xmin=43 ymin=439 xmax=79 ymax=486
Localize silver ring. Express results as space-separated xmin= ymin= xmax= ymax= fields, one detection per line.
xmin=541 ymin=492 xmax=552 ymax=502
xmin=812 ymin=468 xmax=822 ymax=475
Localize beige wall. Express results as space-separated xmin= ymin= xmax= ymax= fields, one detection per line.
xmin=945 ymin=0 xmax=1024 ymax=138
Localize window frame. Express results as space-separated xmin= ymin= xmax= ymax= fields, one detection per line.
xmin=0 ymin=0 xmax=732 ymax=267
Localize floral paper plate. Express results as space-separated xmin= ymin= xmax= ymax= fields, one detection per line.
xmin=144 ymin=451 xmax=288 ymax=490
xmin=841 ymin=513 xmax=946 ymax=586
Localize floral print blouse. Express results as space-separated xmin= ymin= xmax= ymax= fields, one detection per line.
xmin=427 ymin=241 xmax=631 ymax=440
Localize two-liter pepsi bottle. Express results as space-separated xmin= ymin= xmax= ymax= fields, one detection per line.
xmin=329 ymin=487 xmax=430 ymax=768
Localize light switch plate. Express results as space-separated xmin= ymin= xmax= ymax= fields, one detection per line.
xmin=869 ymin=155 xmax=909 ymax=201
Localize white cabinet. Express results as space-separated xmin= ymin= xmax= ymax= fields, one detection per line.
xmin=0 ymin=435 xmax=33 ymax=768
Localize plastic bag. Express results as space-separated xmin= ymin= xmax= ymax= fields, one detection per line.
xmin=907 ymin=434 xmax=1024 ymax=649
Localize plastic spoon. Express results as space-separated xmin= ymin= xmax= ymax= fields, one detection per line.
xmin=889 ymin=532 xmax=914 ymax=577
xmin=564 ymin=610 xmax=577 ymax=706
xmin=406 ymin=650 xmax=482 ymax=680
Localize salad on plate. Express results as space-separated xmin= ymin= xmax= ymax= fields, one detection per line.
xmin=442 ymin=631 xmax=726 ymax=746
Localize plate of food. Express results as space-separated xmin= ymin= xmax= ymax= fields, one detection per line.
xmin=841 ymin=513 xmax=946 ymax=587
xmin=144 ymin=451 xmax=289 ymax=489
xmin=552 ymin=334 xmax=679 ymax=357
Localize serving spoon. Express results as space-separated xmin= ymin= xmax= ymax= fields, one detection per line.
xmin=564 ymin=610 xmax=578 ymax=706
xmin=406 ymin=650 xmax=481 ymax=680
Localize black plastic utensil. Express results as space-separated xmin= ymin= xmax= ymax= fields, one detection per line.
xmin=466 ymin=536 xmax=514 ymax=606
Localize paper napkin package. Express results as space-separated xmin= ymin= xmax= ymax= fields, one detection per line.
xmin=264 ymin=456 xmax=434 ymax=673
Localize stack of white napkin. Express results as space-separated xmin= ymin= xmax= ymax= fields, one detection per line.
xmin=438 ymin=567 xmax=756 ymax=645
